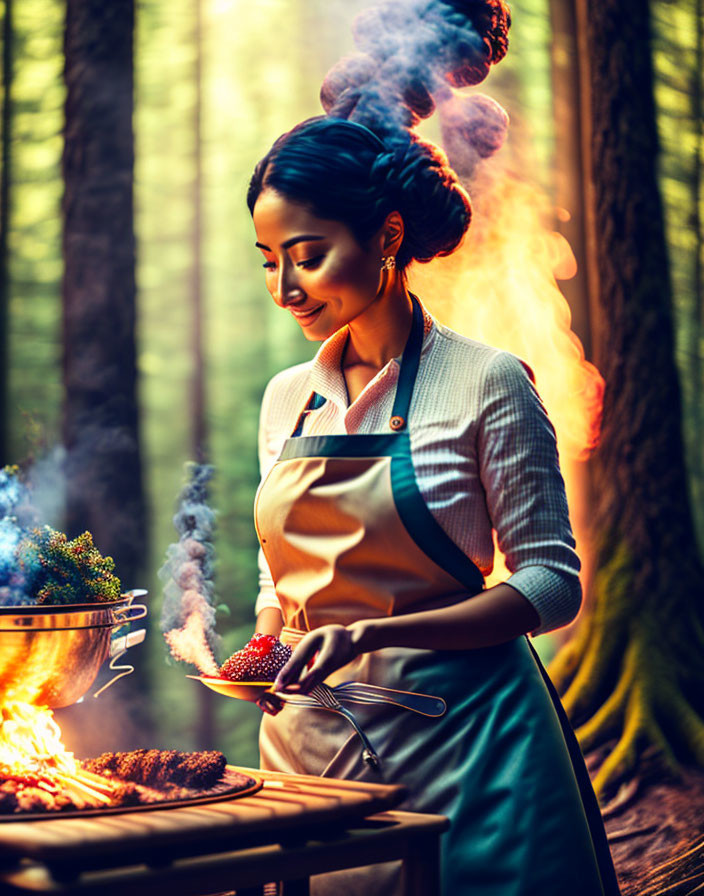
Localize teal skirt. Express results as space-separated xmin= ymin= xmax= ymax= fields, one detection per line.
xmin=260 ymin=637 xmax=619 ymax=895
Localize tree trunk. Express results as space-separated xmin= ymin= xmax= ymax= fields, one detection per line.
xmin=548 ymin=0 xmax=591 ymax=355
xmin=549 ymin=0 xmax=704 ymax=800
xmin=62 ymin=0 xmax=147 ymax=592
xmin=0 ymin=0 xmax=13 ymax=465
xmin=547 ymin=0 xmax=600 ymax=626
xmin=190 ymin=0 xmax=216 ymax=751
xmin=191 ymin=0 xmax=206 ymax=468
xmin=691 ymin=0 xmax=703 ymax=546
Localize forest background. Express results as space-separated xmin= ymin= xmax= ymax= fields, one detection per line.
xmin=1 ymin=0 xmax=702 ymax=808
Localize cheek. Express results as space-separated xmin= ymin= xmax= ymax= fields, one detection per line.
xmin=263 ymin=272 xmax=277 ymax=296
xmin=320 ymin=252 xmax=379 ymax=295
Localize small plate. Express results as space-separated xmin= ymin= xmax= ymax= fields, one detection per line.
xmin=187 ymin=675 xmax=275 ymax=702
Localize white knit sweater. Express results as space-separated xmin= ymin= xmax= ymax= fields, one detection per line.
xmin=255 ymin=313 xmax=581 ymax=635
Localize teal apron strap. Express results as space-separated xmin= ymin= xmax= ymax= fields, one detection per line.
xmin=289 ymin=293 xmax=424 ymax=439
xmin=389 ymin=295 xmax=424 ymax=430
xmin=291 ymin=391 xmax=327 ymax=438
xmin=390 ymin=436 xmax=485 ymax=595
xmin=526 ymin=639 xmax=622 ymax=895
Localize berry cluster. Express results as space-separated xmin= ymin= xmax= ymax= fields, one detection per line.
xmin=219 ymin=634 xmax=292 ymax=683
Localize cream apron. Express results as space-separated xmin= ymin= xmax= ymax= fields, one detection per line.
xmin=255 ymin=299 xmax=620 ymax=895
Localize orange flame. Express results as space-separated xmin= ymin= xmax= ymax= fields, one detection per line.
xmin=410 ymin=163 xmax=604 ymax=593
xmin=0 ymin=701 xmax=122 ymax=808
xmin=164 ymin=609 xmax=219 ymax=676
xmin=0 ymin=701 xmax=77 ymax=780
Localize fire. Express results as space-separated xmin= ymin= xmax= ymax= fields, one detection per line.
xmin=0 ymin=701 xmax=76 ymax=780
xmin=0 ymin=701 xmax=118 ymax=808
xmin=164 ymin=609 xmax=219 ymax=676
xmin=410 ymin=162 xmax=604 ymax=593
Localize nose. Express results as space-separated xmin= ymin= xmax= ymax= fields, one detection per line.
xmin=273 ymin=260 xmax=305 ymax=307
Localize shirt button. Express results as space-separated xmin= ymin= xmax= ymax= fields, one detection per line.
xmin=389 ymin=415 xmax=405 ymax=431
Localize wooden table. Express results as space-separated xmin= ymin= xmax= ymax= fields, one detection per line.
xmin=0 ymin=767 xmax=449 ymax=896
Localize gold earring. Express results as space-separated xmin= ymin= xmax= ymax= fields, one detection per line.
xmin=381 ymin=256 xmax=396 ymax=271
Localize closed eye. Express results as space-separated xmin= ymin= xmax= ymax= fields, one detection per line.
xmin=297 ymin=255 xmax=325 ymax=270
xmin=262 ymin=261 xmax=276 ymax=270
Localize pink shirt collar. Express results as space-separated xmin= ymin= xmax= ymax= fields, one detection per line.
xmin=308 ymin=304 xmax=436 ymax=419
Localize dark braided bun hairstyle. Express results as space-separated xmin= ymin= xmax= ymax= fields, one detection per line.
xmin=248 ymin=0 xmax=511 ymax=270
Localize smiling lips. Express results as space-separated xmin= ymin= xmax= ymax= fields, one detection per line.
xmin=288 ymin=302 xmax=325 ymax=324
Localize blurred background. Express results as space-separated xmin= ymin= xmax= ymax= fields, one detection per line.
xmin=1 ymin=0 xmax=701 ymax=774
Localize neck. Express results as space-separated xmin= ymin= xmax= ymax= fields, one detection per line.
xmin=344 ymin=278 xmax=413 ymax=371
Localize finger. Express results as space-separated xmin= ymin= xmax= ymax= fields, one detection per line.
xmin=257 ymin=699 xmax=276 ymax=715
xmin=296 ymin=638 xmax=344 ymax=693
xmin=256 ymin=694 xmax=274 ymax=715
xmin=274 ymin=636 xmax=321 ymax=690
xmin=265 ymin=691 xmax=285 ymax=711
xmin=257 ymin=692 xmax=284 ymax=715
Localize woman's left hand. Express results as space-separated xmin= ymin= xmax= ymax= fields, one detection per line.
xmin=273 ymin=624 xmax=360 ymax=694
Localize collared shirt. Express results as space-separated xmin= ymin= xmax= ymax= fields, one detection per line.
xmin=255 ymin=312 xmax=581 ymax=635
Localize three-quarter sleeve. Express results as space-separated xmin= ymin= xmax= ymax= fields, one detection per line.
xmin=254 ymin=547 xmax=279 ymax=617
xmin=253 ymin=377 xmax=285 ymax=619
xmin=477 ymin=352 xmax=582 ymax=634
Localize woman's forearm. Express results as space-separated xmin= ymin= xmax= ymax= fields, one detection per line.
xmin=348 ymin=583 xmax=541 ymax=653
xmin=256 ymin=606 xmax=284 ymax=637
xmin=273 ymin=585 xmax=541 ymax=693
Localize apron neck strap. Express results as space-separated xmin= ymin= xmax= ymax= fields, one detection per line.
xmin=290 ymin=295 xmax=425 ymax=438
xmin=388 ymin=294 xmax=424 ymax=432
xmin=291 ymin=390 xmax=326 ymax=438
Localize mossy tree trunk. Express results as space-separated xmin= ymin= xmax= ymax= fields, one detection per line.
xmin=548 ymin=0 xmax=704 ymax=800
xmin=62 ymin=0 xmax=147 ymax=590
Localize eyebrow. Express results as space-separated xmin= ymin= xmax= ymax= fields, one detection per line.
xmin=255 ymin=235 xmax=326 ymax=251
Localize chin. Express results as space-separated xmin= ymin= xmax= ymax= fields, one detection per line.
xmin=302 ymin=329 xmax=326 ymax=343
xmin=301 ymin=318 xmax=342 ymax=343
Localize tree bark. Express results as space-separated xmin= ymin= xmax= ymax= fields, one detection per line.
xmin=691 ymin=0 xmax=703 ymax=545
xmin=0 ymin=0 xmax=13 ymax=465
xmin=547 ymin=0 xmax=600 ymax=625
xmin=549 ymin=0 xmax=704 ymax=799
xmin=548 ymin=0 xmax=591 ymax=355
xmin=191 ymin=0 xmax=206 ymax=468
xmin=62 ymin=0 xmax=147 ymax=591
xmin=190 ymin=0 xmax=216 ymax=751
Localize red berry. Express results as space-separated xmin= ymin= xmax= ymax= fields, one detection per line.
xmin=219 ymin=634 xmax=292 ymax=683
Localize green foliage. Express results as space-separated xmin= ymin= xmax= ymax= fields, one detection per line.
xmin=19 ymin=526 xmax=122 ymax=605
xmin=3 ymin=0 xmax=64 ymax=460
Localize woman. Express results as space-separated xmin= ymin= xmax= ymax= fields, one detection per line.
xmin=245 ymin=5 xmax=621 ymax=894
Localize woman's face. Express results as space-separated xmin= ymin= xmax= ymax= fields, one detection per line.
xmin=252 ymin=189 xmax=384 ymax=341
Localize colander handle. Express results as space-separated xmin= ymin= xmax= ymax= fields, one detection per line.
xmin=94 ymin=605 xmax=148 ymax=699
xmin=112 ymin=603 xmax=148 ymax=626
xmin=93 ymin=652 xmax=137 ymax=699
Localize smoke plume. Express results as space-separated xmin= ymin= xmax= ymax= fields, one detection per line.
xmin=159 ymin=464 xmax=220 ymax=676
xmin=321 ymin=0 xmax=511 ymax=165
xmin=0 ymin=455 xmax=67 ymax=607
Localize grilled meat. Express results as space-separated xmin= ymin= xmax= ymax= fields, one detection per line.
xmin=81 ymin=749 xmax=227 ymax=789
